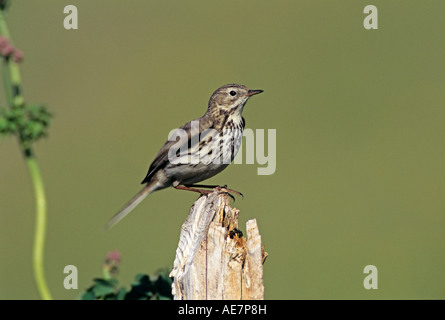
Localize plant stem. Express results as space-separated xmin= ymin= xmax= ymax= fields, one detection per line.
xmin=0 ymin=9 xmax=23 ymax=107
xmin=0 ymin=9 xmax=52 ymax=300
xmin=25 ymin=148 xmax=52 ymax=300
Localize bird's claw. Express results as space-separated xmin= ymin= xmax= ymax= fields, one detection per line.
xmin=219 ymin=185 xmax=244 ymax=201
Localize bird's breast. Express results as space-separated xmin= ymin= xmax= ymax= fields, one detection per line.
xmin=163 ymin=116 xmax=244 ymax=185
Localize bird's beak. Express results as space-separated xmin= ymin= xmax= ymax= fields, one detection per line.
xmin=246 ymin=89 xmax=264 ymax=97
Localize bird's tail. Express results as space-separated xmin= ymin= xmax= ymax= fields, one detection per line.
xmin=105 ymin=183 xmax=156 ymax=230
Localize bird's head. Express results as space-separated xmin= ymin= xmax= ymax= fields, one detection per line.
xmin=207 ymin=84 xmax=263 ymax=115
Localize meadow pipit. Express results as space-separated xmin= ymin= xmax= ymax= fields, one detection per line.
xmin=106 ymin=84 xmax=263 ymax=229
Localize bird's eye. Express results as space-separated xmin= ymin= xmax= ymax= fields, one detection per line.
xmin=229 ymin=90 xmax=237 ymax=96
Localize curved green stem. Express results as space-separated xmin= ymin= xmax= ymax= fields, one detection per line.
xmin=25 ymin=149 xmax=52 ymax=300
xmin=0 ymin=9 xmax=52 ymax=300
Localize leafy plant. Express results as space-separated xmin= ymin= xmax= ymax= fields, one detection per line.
xmin=81 ymin=273 xmax=173 ymax=300
xmin=80 ymin=251 xmax=173 ymax=300
xmin=1 ymin=3 xmax=172 ymax=300
xmin=0 ymin=1 xmax=53 ymax=300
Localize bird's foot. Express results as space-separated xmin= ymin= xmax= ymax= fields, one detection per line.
xmin=220 ymin=185 xmax=244 ymax=200
xmin=180 ymin=184 xmax=244 ymax=201
xmin=174 ymin=185 xmax=213 ymax=197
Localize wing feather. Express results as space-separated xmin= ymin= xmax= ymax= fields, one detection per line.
xmin=141 ymin=115 xmax=213 ymax=184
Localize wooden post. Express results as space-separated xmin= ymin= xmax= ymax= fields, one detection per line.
xmin=169 ymin=187 xmax=268 ymax=300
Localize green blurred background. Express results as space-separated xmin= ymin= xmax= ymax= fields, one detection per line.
xmin=1 ymin=0 xmax=445 ymax=299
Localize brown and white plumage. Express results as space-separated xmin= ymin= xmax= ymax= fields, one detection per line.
xmin=106 ymin=84 xmax=263 ymax=229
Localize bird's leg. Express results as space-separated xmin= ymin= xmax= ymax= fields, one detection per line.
xmin=184 ymin=184 xmax=244 ymax=200
xmin=174 ymin=185 xmax=212 ymax=196
xmin=183 ymin=184 xmax=219 ymax=189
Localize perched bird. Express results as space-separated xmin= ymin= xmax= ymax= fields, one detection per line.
xmin=106 ymin=84 xmax=263 ymax=229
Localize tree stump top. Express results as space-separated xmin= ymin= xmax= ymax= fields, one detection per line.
xmin=169 ymin=188 xmax=267 ymax=300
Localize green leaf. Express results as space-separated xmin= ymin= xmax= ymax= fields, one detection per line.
xmin=154 ymin=274 xmax=173 ymax=299
xmin=116 ymin=287 xmax=127 ymax=300
xmin=125 ymin=274 xmax=154 ymax=300
xmin=80 ymin=291 xmax=96 ymax=300
xmin=0 ymin=116 xmax=8 ymax=132
xmin=91 ymin=278 xmax=117 ymax=297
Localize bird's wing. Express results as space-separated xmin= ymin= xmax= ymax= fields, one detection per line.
xmin=141 ymin=115 xmax=214 ymax=184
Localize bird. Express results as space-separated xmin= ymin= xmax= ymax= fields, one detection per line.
xmin=105 ymin=84 xmax=263 ymax=229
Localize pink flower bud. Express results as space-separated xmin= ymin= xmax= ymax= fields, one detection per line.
xmin=106 ymin=250 xmax=121 ymax=263
xmin=13 ymin=49 xmax=23 ymax=63
xmin=0 ymin=36 xmax=8 ymax=48
xmin=1 ymin=44 xmax=13 ymax=56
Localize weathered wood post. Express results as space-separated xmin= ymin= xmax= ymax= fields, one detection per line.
xmin=169 ymin=187 xmax=267 ymax=300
